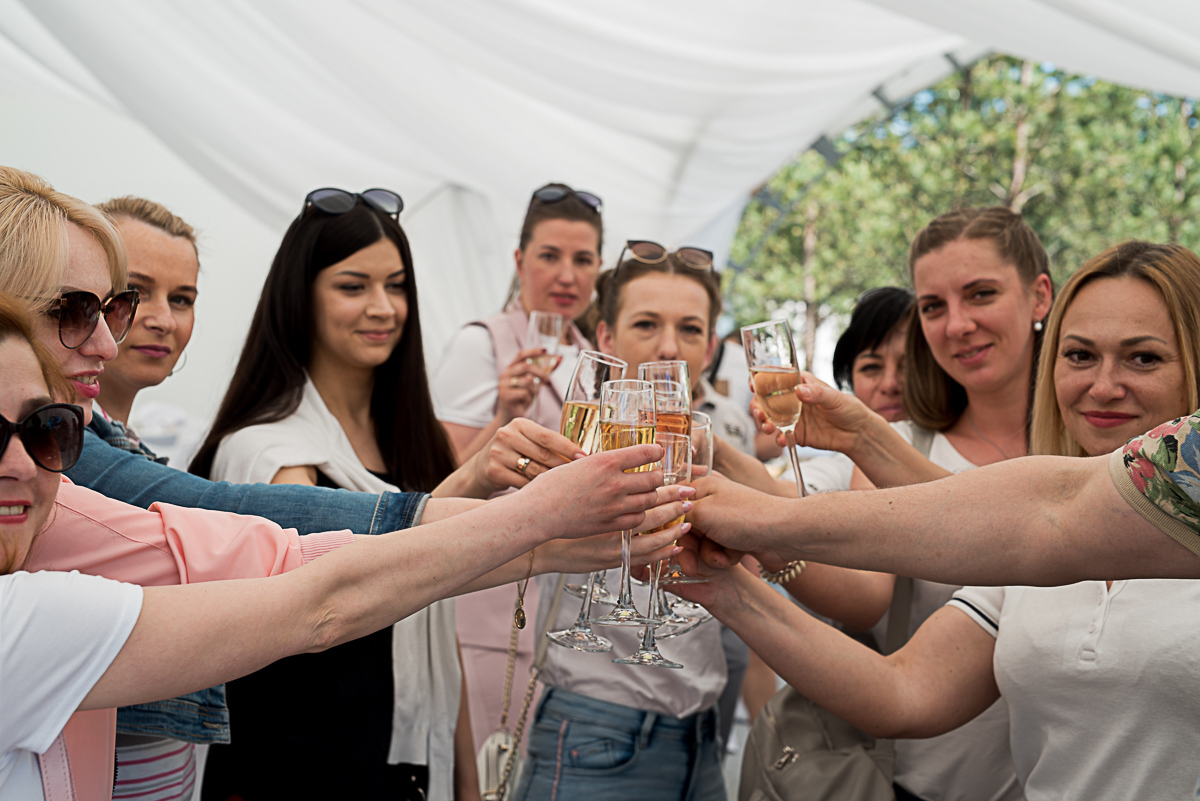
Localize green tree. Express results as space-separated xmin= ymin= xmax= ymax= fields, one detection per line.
xmin=728 ymin=55 xmax=1200 ymax=369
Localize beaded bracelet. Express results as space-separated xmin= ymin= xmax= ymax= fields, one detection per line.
xmin=758 ymin=560 xmax=807 ymax=584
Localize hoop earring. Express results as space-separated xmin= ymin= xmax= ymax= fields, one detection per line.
xmin=1033 ymin=320 xmax=1044 ymax=332
xmin=168 ymin=351 xmax=188 ymax=378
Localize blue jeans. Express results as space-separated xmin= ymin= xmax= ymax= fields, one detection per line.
xmin=514 ymin=688 xmax=726 ymax=801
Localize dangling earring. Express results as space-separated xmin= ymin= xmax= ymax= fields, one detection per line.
xmin=1033 ymin=320 xmax=1044 ymax=332
xmin=168 ymin=351 xmax=188 ymax=378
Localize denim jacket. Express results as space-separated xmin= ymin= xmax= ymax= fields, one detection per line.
xmin=72 ymin=416 xmax=429 ymax=743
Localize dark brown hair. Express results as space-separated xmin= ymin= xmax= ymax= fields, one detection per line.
xmin=595 ymin=254 xmax=723 ymax=337
xmin=904 ymin=207 xmax=1052 ymax=431
xmin=189 ymin=201 xmax=456 ymax=491
xmin=503 ymin=183 xmax=604 ymax=311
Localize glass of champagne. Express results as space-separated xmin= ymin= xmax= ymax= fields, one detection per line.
xmin=592 ymin=379 xmax=657 ymax=627
xmin=742 ymin=320 xmax=808 ymax=499
xmin=638 ymin=361 xmax=692 ymax=435
xmin=525 ymin=310 xmax=565 ymax=419
xmin=661 ymin=410 xmax=712 ymax=586
xmin=548 ymin=351 xmax=626 ymax=652
xmin=613 ymin=431 xmax=689 ymax=669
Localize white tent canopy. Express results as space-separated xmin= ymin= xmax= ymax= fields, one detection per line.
xmin=2 ymin=0 xmax=1198 ymax=425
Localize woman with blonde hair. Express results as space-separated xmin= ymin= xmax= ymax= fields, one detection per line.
xmin=685 ymin=240 xmax=1200 ymax=799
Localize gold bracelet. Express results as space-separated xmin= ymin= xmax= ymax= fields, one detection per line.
xmin=759 ymin=560 xmax=806 ymax=584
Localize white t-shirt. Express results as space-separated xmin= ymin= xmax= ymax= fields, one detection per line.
xmin=432 ymin=324 xmax=578 ymax=428
xmin=950 ymin=580 xmax=1200 ymax=800
xmin=1 ymin=570 xmax=143 ymax=800
xmin=872 ymin=422 xmax=1024 ymax=801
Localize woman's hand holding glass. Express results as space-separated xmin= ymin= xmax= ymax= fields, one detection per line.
xmin=496 ymin=347 xmax=558 ymax=423
xmin=475 ymin=418 xmax=581 ymax=493
xmin=749 ymin=371 xmax=882 ymax=457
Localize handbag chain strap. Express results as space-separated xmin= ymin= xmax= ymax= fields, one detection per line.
xmin=497 ymin=596 xmax=522 ymax=731
xmin=495 ymin=573 xmax=566 ymax=800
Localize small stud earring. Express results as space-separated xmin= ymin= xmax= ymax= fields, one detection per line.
xmin=1033 ymin=320 xmax=1044 ymax=332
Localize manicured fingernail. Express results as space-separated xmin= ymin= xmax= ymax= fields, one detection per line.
xmin=681 ymin=522 xmax=692 ymax=533
xmin=681 ymin=501 xmax=693 ymax=512
xmin=798 ymin=386 xmax=813 ymax=399
xmin=671 ymin=546 xmax=683 ymax=555
xmin=574 ymin=452 xmax=587 ymax=460
xmin=678 ymin=486 xmax=696 ymax=497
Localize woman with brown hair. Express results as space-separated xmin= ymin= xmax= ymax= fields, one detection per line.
xmin=724 ymin=207 xmax=1052 ymax=801
xmin=432 ymin=183 xmax=605 ymax=751
xmin=684 ymin=240 xmax=1200 ymax=799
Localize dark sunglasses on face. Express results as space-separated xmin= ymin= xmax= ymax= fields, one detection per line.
xmin=49 ymin=289 xmax=140 ymax=350
xmin=530 ymin=185 xmax=603 ymax=214
xmin=613 ymin=240 xmax=714 ymax=277
xmin=305 ymin=188 xmax=405 ymax=218
xmin=0 ymin=403 xmax=85 ymax=473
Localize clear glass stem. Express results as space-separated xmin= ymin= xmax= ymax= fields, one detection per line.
xmin=784 ymin=428 xmax=808 ymax=498
xmin=617 ymin=530 xmax=634 ymax=605
xmin=577 ymin=571 xmax=597 ymax=625
xmin=643 ymin=561 xmax=664 ymax=647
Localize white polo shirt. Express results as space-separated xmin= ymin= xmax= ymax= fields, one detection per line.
xmin=951 ymin=580 xmax=1200 ymax=800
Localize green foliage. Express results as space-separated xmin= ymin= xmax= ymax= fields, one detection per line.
xmin=727 ymin=55 xmax=1200 ymax=365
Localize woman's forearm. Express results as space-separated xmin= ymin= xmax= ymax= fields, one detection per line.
xmin=707 ymin=567 xmax=995 ymax=738
xmin=844 ymin=419 xmax=951 ymax=488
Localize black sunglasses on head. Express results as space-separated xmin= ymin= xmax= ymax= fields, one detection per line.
xmin=530 ymin=185 xmax=603 ymax=214
xmin=0 ymin=403 xmax=85 ymax=473
xmin=305 ymin=188 xmax=404 ymax=218
xmin=48 ymin=289 xmax=139 ymax=350
xmin=613 ymin=240 xmax=714 ymax=278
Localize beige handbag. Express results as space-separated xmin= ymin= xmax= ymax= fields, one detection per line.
xmin=478 ymin=575 xmax=565 ymax=801
xmin=739 ymin=425 xmax=933 ymax=801
xmin=738 ymin=576 xmax=912 ymax=801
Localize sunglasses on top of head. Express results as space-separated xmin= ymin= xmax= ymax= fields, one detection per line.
xmin=0 ymin=403 xmax=85 ymax=473
xmin=47 ymin=289 xmax=140 ymax=350
xmin=305 ymin=188 xmax=405 ymax=219
xmin=612 ymin=240 xmax=714 ymax=278
xmin=529 ymin=185 xmax=603 ymax=214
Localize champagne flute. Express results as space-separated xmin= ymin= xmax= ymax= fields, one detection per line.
xmin=525 ymin=310 xmax=565 ymax=420
xmin=592 ymin=380 xmax=657 ymax=627
xmin=638 ymin=361 xmax=692 ymax=435
xmin=613 ymin=431 xmax=689 ymax=669
xmin=547 ymin=351 xmax=627 ymax=652
xmin=661 ymin=411 xmax=712 ymax=585
xmin=742 ymin=320 xmax=808 ymax=498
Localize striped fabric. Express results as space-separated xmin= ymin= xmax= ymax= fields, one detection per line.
xmin=112 ymin=738 xmax=196 ymax=801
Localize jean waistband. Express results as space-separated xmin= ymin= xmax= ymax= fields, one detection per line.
xmin=540 ymin=687 xmax=718 ymax=739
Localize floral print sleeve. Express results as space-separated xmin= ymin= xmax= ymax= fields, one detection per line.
xmin=1109 ymin=414 xmax=1200 ymax=557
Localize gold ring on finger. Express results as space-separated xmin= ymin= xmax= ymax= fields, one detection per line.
xmin=516 ymin=456 xmax=532 ymax=476
xmin=509 ymin=376 xmax=521 ymax=387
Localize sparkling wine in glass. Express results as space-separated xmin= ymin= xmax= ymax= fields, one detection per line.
xmin=592 ymin=380 xmax=657 ymax=628
xmin=638 ymin=361 xmax=692 ymax=436
xmin=613 ymin=431 xmax=688 ymax=669
xmin=742 ymin=320 xmax=808 ymax=498
xmin=662 ymin=410 xmax=713 ymax=586
xmin=548 ymin=351 xmax=627 ymax=652
xmin=525 ymin=310 xmax=565 ymax=419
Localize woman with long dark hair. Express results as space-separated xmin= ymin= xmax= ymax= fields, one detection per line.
xmin=191 ymin=190 xmax=485 ymax=800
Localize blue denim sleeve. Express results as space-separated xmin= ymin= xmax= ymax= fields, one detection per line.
xmin=66 ymin=428 xmax=427 ymax=535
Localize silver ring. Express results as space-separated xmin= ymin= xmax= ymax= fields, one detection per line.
xmin=516 ymin=456 xmax=532 ymax=476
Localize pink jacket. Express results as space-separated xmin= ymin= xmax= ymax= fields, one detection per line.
xmin=25 ymin=478 xmax=354 ymax=801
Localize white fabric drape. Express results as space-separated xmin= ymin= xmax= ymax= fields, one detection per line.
xmin=2 ymin=1 xmax=1199 ymax=419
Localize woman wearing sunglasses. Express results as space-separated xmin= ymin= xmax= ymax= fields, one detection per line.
xmin=0 ymin=169 xmax=687 ymax=800
xmin=432 ymin=182 xmax=605 ymax=751
xmin=514 ymin=244 xmax=733 ymax=801
xmin=0 ymin=290 xmax=686 ymax=801
xmin=190 ymin=188 xmax=487 ymax=800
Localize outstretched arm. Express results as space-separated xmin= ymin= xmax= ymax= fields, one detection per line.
xmin=689 ymin=454 xmax=1200 ymax=586
xmin=678 ymin=564 xmax=999 ymax=738
xmin=81 ymin=445 xmax=680 ymax=711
